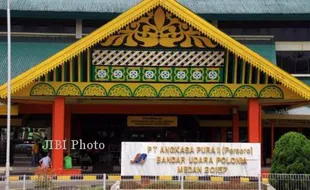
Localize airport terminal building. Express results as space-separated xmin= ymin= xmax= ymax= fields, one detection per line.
xmin=1 ymin=0 xmax=310 ymax=174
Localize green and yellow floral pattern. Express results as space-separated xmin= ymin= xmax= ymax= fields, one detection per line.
xmin=30 ymin=83 xmax=55 ymax=96
xmin=133 ymin=85 xmax=157 ymax=97
xmin=30 ymin=83 xmax=285 ymax=99
xmin=260 ymin=86 xmax=284 ymax=99
xmin=158 ymin=85 xmax=183 ymax=97
xmin=108 ymin=84 xmax=132 ymax=97
xmin=184 ymin=85 xmax=208 ymax=97
xmin=83 ymin=84 xmax=107 ymax=96
xmin=234 ymin=85 xmax=258 ymax=98
xmin=57 ymin=84 xmax=81 ymax=96
xmin=209 ymin=85 xmax=233 ymax=98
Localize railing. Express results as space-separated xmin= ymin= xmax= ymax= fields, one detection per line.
xmin=0 ymin=173 xmax=309 ymax=190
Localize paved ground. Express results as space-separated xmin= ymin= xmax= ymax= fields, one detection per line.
xmin=0 ymin=164 xmax=121 ymax=175
xmin=0 ymin=180 xmax=113 ymax=189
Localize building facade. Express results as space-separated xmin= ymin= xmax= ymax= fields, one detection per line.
xmin=0 ymin=0 xmax=310 ymax=174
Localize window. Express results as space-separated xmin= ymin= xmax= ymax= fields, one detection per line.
xmin=277 ymin=51 xmax=310 ymax=74
xmin=0 ymin=18 xmax=75 ymax=33
xmin=219 ymin=21 xmax=310 ymax=41
xmin=82 ymin=19 xmax=110 ymax=34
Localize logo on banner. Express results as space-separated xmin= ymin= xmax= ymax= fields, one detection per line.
xmin=130 ymin=153 xmax=147 ymax=164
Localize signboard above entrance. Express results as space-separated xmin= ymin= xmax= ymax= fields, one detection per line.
xmin=127 ymin=116 xmax=177 ymax=127
xmin=121 ymin=142 xmax=261 ymax=176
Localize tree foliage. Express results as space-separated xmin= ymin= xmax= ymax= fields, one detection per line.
xmin=271 ymin=132 xmax=310 ymax=174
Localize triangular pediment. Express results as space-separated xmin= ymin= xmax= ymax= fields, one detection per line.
xmin=100 ymin=6 xmax=218 ymax=49
xmin=0 ymin=0 xmax=310 ymax=100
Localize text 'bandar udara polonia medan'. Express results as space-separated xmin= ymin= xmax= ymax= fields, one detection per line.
xmin=147 ymin=146 xmax=253 ymax=174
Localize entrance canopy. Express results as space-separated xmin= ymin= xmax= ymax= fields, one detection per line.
xmin=0 ymin=0 xmax=309 ymax=102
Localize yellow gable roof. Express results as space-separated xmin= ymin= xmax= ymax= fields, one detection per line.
xmin=1 ymin=0 xmax=310 ymax=99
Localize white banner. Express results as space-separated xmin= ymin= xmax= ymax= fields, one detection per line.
xmin=121 ymin=142 xmax=260 ymax=176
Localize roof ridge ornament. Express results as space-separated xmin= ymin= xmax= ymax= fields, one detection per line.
xmin=101 ymin=7 xmax=217 ymax=48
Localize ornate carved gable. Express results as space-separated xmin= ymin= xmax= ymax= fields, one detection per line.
xmin=90 ymin=7 xmax=225 ymax=84
xmin=101 ymin=7 xmax=217 ymax=48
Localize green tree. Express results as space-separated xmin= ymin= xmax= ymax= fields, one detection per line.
xmin=271 ymin=132 xmax=310 ymax=174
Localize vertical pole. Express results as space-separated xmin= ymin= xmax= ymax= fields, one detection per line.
xmin=23 ymin=175 xmax=26 ymax=190
xmin=249 ymin=66 xmax=252 ymax=84
xmin=232 ymin=107 xmax=239 ymax=142
xmin=225 ymin=51 xmax=229 ymax=83
xmin=70 ymin=59 xmax=73 ymax=82
xmin=76 ymin=19 xmax=82 ymax=39
xmin=233 ymin=56 xmax=238 ymax=83
xmin=241 ymin=60 xmax=246 ymax=84
xmin=181 ymin=175 xmax=184 ymax=190
xmin=248 ymin=99 xmax=261 ymax=143
xmin=261 ymin=120 xmax=264 ymax=167
xmin=258 ymin=173 xmax=262 ymax=190
xmin=62 ymin=64 xmax=65 ymax=82
xmin=78 ymin=54 xmax=81 ymax=82
xmin=53 ymin=70 xmax=56 ymax=82
xmin=271 ymin=120 xmax=274 ymax=157
xmin=103 ymin=173 xmax=106 ymax=190
xmin=52 ymin=97 xmax=65 ymax=172
xmin=5 ymin=0 xmax=11 ymax=189
xmin=259 ymin=104 xmax=262 ymax=166
xmin=87 ymin=49 xmax=91 ymax=82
